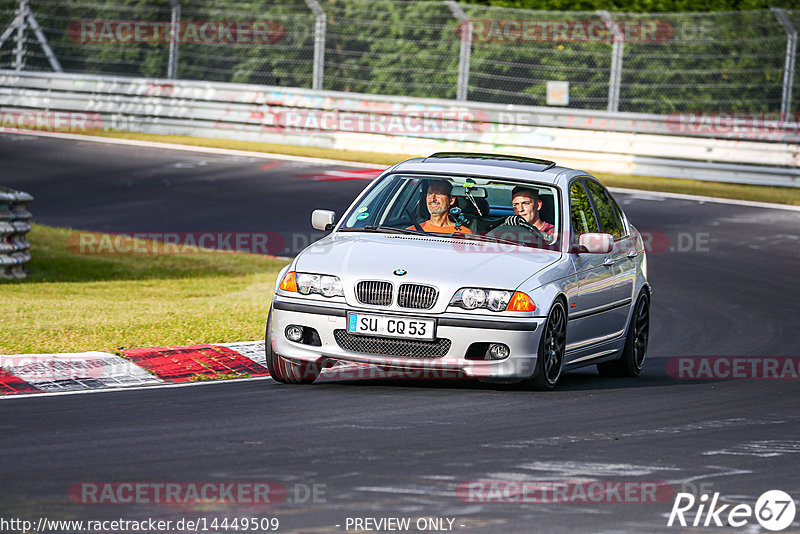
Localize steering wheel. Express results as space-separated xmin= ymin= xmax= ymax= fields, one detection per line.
xmin=487 ymin=217 xmax=551 ymax=246
xmin=527 ymin=224 xmax=549 ymax=242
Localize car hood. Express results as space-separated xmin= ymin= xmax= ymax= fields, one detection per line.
xmin=294 ymin=232 xmax=562 ymax=313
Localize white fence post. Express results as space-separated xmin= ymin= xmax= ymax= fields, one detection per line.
xmin=13 ymin=0 xmax=26 ymax=71
xmin=445 ymin=1 xmax=470 ymax=101
xmin=599 ymin=10 xmax=623 ymax=113
xmin=772 ymin=8 xmax=797 ymax=116
xmin=168 ymin=0 xmax=180 ymax=79
xmin=1 ymin=0 xmax=62 ymax=72
xmin=305 ymin=0 xmax=326 ymax=91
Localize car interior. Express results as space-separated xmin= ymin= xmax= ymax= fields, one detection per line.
xmin=412 ymin=180 xmax=557 ymax=238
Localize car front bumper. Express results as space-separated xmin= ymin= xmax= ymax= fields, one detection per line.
xmin=269 ymin=296 xmax=545 ymax=382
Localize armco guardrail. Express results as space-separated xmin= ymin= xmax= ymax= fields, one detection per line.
xmin=0 ymin=70 xmax=798 ymax=187
xmin=0 ymin=186 xmax=33 ymax=280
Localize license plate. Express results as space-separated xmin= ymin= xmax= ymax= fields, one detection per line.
xmin=347 ymin=313 xmax=435 ymax=341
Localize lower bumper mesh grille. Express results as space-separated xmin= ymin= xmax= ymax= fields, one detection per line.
xmin=333 ymin=330 xmax=450 ymax=358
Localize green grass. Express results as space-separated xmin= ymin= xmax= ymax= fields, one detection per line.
xmin=88 ymin=130 xmax=800 ymax=206
xmin=593 ymin=173 xmax=800 ymax=206
xmin=0 ymin=224 xmax=289 ymax=355
xmin=91 ymin=130 xmax=412 ymax=166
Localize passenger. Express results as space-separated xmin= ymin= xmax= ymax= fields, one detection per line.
xmin=410 ymin=180 xmax=473 ymax=234
xmin=506 ymin=186 xmax=555 ymax=235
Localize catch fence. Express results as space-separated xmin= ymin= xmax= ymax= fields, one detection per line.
xmin=1 ymin=0 xmax=797 ymax=115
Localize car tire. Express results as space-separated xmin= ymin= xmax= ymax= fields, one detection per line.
xmin=528 ymin=299 xmax=567 ymax=391
xmin=265 ymin=307 xmax=320 ymax=384
xmin=597 ymin=291 xmax=650 ymax=377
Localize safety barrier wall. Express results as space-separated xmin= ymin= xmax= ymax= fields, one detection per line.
xmin=0 ymin=186 xmax=33 ymax=280
xmin=1 ymin=70 xmax=798 ymax=187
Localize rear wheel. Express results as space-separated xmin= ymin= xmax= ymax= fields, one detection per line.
xmin=265 ymin=308 xmax=320 ymax=384
xmin=597 ymin=292 xmax=650 ymax=377
xmin=528 ymin=300 xmax=567 ymax=391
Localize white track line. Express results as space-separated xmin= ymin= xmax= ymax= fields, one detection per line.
xmin=7 ymin=130 xmax=380 ymax=168
xmin=609 ymin=187 xmax=800 ymax=212
xmin=0 ymin=374 xmax=275 ymax=401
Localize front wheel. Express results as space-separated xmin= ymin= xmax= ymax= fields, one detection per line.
xmin=527 ymin=300 xmax=567 ymax=391
xmin=265 ymin=308 xmax=320 ymax=384
xmin=597 ymin=292 xmax=650 ymax=377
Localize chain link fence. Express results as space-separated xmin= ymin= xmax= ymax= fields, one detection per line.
xmin=787 ymin=9 xmax=800 ymax=115
xmin=459 ymin=5 xmax=613 ymax=109
xmin=1 ymin=0 xmax=797 ymax=114
xmin=618 ymin=10 xmax=789 ymax=113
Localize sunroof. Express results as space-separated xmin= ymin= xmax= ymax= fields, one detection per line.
xmin=424 ymin=152 xmax=556 ymax=172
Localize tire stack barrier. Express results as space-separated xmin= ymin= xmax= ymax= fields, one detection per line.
xmin=0 ymin=186 xmax=33 ymax=280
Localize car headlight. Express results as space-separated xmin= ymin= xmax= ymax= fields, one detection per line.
xmin=279 ymin=271 xmax=344 ymax=298
xmin=450 ymin=288 xmax=535 ymax=312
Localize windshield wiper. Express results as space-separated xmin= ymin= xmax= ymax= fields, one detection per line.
xmin=339 ymin=226 xmax=426 ymax=236
xmin=452 ymin=232 xmax=540 ymax=249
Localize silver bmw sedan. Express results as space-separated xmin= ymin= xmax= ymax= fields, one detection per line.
xmin=266 ymin=152 xmax=650 ymax=390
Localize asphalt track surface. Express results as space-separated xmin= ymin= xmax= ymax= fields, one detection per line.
xmin=2 ymin=133 xmax=800 ymax=533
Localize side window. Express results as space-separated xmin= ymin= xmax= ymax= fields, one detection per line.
xmin=606 ymin=192 xmax=629 ymax=236
xmin=585 ymin=180 xmax=623 ymax=239
xmin=382 ymin=178 xmax=423 ymax=227
xmin=569 ymin=181 xmax=599 ymax=238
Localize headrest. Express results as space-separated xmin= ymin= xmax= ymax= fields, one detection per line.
xmin=457 ymin=196 xmax=490 ymax=217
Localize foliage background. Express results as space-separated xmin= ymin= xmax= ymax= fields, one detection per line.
xmin=1 ymin=0 xmax=797 ymax=113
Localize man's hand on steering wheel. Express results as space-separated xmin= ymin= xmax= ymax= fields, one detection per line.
xmin=504 ymin=214 xmax=549 ymax=242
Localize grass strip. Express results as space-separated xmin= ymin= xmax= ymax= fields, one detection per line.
xmin=0 ymin=224 xmax=289 ymax=355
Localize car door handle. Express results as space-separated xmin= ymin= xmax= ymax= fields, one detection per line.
xmin=603 ymin=257 xmax=614 ymax=267
xmin=627 ymin=250 xmax=638 ymax=259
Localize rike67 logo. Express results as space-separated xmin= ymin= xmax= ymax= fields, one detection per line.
xmin=668 ymin=490 xmax=796 ymax=531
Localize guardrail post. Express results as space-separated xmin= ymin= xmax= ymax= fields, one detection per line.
xmin=305 ymin=0 xmax=326 ymax=91
xmin=772 ymin=8 xmax=797 ymax=116
xmin=599 ymin=10 xmax=623 ymax=113
xmin=168 ymin=0 xmax=181 ymax=79
xmin=0 ymin=186 xmax=33 ymax=280
xmin=445 ymin=1 xmax=471 ymax=101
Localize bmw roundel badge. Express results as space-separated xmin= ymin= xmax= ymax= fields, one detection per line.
xmin=393 ymin=269 xmax=407 ymax=276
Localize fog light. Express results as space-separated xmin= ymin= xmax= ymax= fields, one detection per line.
xmin=285 ymin=325 xmax=304 ymax=342
xmin=486 ymin=343 xmax=510 ymax=360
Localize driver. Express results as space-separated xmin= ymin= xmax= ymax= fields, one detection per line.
xmin=505 ymin=186 xmax=555 ymax=235
xmin=410 ymin=180 xmax=472 ymax=234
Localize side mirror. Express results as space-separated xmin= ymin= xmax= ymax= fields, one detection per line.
xmin=578 ymin=233 xmax=613 ymax=253
xmin=311 ymin=209 xmax=336 ymax=231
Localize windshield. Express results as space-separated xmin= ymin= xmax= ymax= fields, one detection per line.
xmin=339 ymin=173 xmax=561 ymax=249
